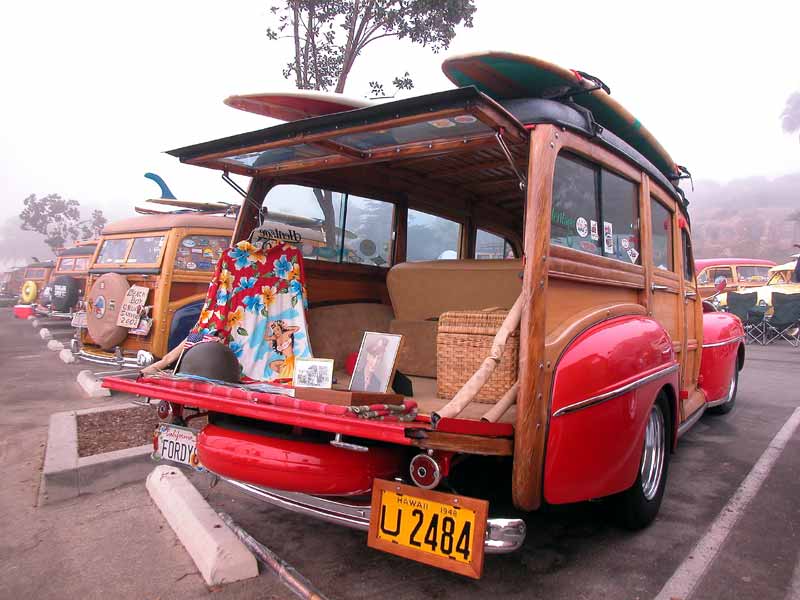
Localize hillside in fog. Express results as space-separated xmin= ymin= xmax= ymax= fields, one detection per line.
xmin=687 ymin=172 xmax=800 ymax=264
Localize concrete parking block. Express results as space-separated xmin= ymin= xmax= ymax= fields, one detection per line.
xmin=77 ymin=369 xmax=111 ymax=397
xmin=59 ymin=349 xmax=77 ymax=364
xmin=40 ymin=327 xmax=52 ymax=340
xmin=147 ymin=465 xmax=259 ymax=586
xmin=47 ymin=339 xmax=65 ymax=351
xmin=40 ymin=411 xmax=80 ymax=504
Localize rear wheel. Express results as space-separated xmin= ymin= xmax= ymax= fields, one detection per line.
xmin=615 ymin=393 xmax=671 ymax=530
xmin=709 ymin=367 xmax=738 ymax=415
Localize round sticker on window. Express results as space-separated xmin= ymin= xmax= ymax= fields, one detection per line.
xmin=186 ymin=262 xmax=197 ymax=270
xmin=576 ymin=217 xmax=589 ymax=238
xmin=182 ymin=239 xmax=196 ymax=248
xmin=621 ymin=238 xmax=630 ymax=249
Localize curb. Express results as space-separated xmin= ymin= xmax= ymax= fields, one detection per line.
xmin=40 ymin=403 xmax=153 ymax=505
xmin=147 ymin=466 xmax=259 ymax=586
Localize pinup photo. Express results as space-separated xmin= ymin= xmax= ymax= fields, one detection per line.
xmin=349 ymin=332 xmax=402 ymax=393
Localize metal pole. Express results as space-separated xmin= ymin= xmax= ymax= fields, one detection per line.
xmin=217 ymin=512 xmax=331 ymax=600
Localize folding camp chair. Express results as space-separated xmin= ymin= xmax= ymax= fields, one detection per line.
xmin=726 ymin=292 xmax=765 ymax=344
xmin=764 ymin=292 xmax=800 ymax=347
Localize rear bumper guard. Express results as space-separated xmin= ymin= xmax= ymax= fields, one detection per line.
xmin=218 ymin=475 xmax=527 ymax=554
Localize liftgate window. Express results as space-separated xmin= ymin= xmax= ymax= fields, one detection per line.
xmin=551 ymin=153 xmax=641 ymax=265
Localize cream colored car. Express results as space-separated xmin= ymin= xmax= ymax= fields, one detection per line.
xmin=718 ymin=260 xmax=800 ymax=307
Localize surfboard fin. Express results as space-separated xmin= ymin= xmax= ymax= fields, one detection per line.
xmin=144 ymin=173 xmax=177 ymax=199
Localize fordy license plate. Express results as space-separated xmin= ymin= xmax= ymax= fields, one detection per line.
xmin=367 ymin=479 xmax=488 ymax=578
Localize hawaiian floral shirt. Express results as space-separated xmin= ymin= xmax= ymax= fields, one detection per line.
xmin=190 ymin=240 xmax=312 ymax=382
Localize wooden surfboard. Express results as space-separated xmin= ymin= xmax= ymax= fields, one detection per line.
xmin=442 ymin=51 xmax=679 ymax=179
xmin=224 ymin=90 xmax=374 ymax=121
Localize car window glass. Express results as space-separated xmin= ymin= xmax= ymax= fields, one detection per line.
xmin=97 ymin=239 xmax=131 ymax=264
xmin=709 ymin=267 xmax=733 ymax=282
xmin=601 ymin=170 xmax=640 ymax=265
xmin=681 ymin=230 xmax=694 ymax=282
xmin=407 ymin=209 xmax=461 ymax=261
xmin=475 ymin=229 xmax=515 ymax=259
xmin=551 ymin=154 xmax=601 ymax=256
xmin=736 ymin=266 xmax=770 ymax=283
xmin=264 ymin=185 xmax=393 ymax=266
xmin=25 ymin=268 xmax=46 ymax=279
xmin=58 ymin=258 xmax=75 ymax=271
xmin=127 ymin=236 xmax=165 ymax=264
xmin=73 ymin=257 xmax=89 ymax=271
xmin=175 ymin=235 xmax=230 ymax=271
xmin=340 ymin=195 xmax=394 ymax=267
xmin=650 ymin=199 xmax=673 ymax=271
xmin=697 ymin=269 xmax=710 ymax=285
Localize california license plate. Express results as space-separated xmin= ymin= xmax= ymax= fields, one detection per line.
xmin=152 ymin=424 xmax=203 ymax=470
xmin=367 ymin=480 xmax=488 ymax=578
xmin=71 ymin=311 xmax=87 ymax=328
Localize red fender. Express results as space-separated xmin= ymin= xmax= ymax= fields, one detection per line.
xmin=544 ymin=316 xmax=679 ymax=505
xmin=197 ymin=424 xmax=406 ymax=496
xmin=699 ymin=312 xmax=744 ymax=403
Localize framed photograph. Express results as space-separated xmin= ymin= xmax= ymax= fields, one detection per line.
xmin=349 ymin=332 xmax=403 ymax=393
xmin=293 ymin=358 xmax=335 ymax=389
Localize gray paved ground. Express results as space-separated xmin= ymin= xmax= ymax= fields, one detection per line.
xmin=0 ymin=308 xmax=798 ymax=599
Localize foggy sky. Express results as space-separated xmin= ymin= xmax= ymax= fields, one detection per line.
xmin=1 ymin=0 xmax=799 ymax=266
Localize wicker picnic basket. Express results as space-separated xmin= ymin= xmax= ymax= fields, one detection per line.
xmin=436 ymin=309 xmax=519 ymax=404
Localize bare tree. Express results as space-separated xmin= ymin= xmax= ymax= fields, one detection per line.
xmin=266 ymin=0 xmax=476 ymax=93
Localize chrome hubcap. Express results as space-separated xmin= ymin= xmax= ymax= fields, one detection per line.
xmin=640 ymin=404 xmax=665 ymax=501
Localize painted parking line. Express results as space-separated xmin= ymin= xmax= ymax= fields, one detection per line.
xmin=655 ymin=407 xmax=800 ymax=600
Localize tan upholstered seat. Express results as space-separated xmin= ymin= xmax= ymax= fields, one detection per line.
xmin=387 ymin=260 xmax=523 ymax=377
xmin=387 ymin=259 xmax=523 ymax=321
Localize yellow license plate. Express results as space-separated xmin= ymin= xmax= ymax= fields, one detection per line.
xmin=367 ymin=480 xmax=488 ymax=579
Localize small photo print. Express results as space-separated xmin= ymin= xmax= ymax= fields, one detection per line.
xmin=293 ymin=358 xmax=335 ymax=389
xmin=349 ymin=332 xmax=403 ymax=393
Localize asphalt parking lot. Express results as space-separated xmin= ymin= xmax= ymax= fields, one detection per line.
xmin=0 ymin=310 xmax=798 ymax=600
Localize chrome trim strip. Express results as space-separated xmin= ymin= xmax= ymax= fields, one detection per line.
xmin=552 ymin=364 xmax=679 ymax=418
xmin=701 ymin=336 xmax=744 ymax=349
xmin=705 ymin=396 xmax=729 ymax=408
xmin=219 ymin=476 xmax=527 ymax=554
xmin=76 ymin=349 xmax=139 ymax=368
xmin=677 ymin=403 xmax=706 ymax=437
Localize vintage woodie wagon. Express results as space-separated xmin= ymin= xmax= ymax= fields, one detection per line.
xmin=72 ymin=213 xmax=234 ymax=367
xmin=105 ymin=75 xmax=745 ymax=576
xmin=35 ymin=241 xmax=98 ymax=317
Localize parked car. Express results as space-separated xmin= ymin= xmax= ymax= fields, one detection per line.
xmin=695 ymin=258 xmax=776 ymax=299
xmin=105 ymin=69 xmax=744 ymax=577
xmin=35 ymin=241 xmax=98 ymax=317
xmin=71 ymin=213 xmax=234 ymax=367
xmin=716 ymin=259 xmax=800 ymax=308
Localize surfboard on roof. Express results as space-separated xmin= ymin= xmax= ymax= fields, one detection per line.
xmin=224 ymin=90 xmax=374 ymax=121
xmin=441 ymin=51 xmax=680 ymax=180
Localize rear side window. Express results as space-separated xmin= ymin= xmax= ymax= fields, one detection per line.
xmin=681 ymin=230 xmax=694 ymax=282
xmin=407 ymin=209 xmax=461 ymax=261
xmin=551 ymin=154 xmax=640 ymax=264
xmin=263 ymin=185 xmax=394 ymax=266
xmin=58 ymin=258 xmax=75 ymax=271
xmin=736 ymin=265 xmax=770 ymax=283
xmin=475 ymin=229 xmax=515 ymax=259
xmin=25 ymin=268 xmax=46 ymax=279
xmin=650 ymin=199 xmax=673 ymax=271
xmin=175 ymin=235 xmax=230 ymax=272
xmin=74 ymin=257 xmax=89 ymax=271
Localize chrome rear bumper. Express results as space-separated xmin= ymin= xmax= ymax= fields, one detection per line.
xmin=220 ymin=476 xmax=527 ymax=554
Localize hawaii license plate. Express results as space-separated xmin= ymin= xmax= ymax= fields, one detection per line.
xmin=367 ymin=479 xmax=488 ymax=578
xmin=71 ymin=311 xmax=87 ymax=328
xmin=152 ymin=424 xmax=203 ymax=470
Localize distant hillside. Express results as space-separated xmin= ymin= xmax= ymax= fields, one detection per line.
xmin=686 ymin=172 xmax=800 ymax=263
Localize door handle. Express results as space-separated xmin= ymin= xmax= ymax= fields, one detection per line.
xmin=684 ymin=291 xmax=697 ymax=299
xmin=651 ymin=284 xmax=669 ymax=292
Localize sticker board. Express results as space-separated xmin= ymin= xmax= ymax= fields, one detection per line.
xmin=116 ymin=285 xmax=149 ymax=328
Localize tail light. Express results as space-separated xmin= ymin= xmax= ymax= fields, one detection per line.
xmin=410 ymin=452 xmax=446 ymax=489
xmin=156 ymin=400 xmax=171 ymax=420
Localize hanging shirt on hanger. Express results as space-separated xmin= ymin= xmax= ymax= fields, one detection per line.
xmin=190 ymin=239 xmax=312 ymax=382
